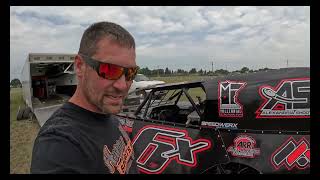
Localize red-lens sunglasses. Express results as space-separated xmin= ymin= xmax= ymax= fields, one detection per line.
xmin=79 ymin=54 xmax=139 ymax=81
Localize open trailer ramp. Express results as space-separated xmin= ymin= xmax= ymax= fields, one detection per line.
xmin=33 ymin=104 xmax=63 ymax=127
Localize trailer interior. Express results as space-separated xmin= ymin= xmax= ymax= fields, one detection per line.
xmin=30 ymin=62 xmax=77 ymax=108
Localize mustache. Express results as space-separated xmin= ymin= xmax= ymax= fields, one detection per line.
xmin=103 ymin=89 xmax=128 ymax=97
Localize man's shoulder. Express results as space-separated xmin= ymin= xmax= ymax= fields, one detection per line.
xmin=42 ymin=102 xmax=84 ymax=127
xmin=37 ymin=103 xmax=82 ymax=144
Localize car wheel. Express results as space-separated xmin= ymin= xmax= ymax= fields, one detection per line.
xmin=22 ymin=107 xmax=32 ymax=119
xmin=202 ymin=163 xmax=260 ymax=174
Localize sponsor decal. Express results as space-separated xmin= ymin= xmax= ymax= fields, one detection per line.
xmin=201 ymin=121 xmax=238 ymax=129
xmin=132 ymin=125 xmax=211 ymax=174
xmin=256 ymin=78 xmax=310 ymax=118
xmin=103 ymin=125 xmax=135 ymax=174
xmin=227 ymin=135 xmax=260 ymax=158
xmin=218 ymin=80 xmax=246 ymax=117
xmin=271 ymin=137 xmax=310 ymax=170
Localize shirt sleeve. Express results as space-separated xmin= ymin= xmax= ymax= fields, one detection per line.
xmin=30 ymin=133 xmax=90 ymax=174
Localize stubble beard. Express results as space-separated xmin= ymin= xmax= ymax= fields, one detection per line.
xmin=82 ymin=81 xmax=124 ymax=115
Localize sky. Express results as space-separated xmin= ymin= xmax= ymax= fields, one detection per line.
xmin=10 ymin=6 xmax=310 ymax=80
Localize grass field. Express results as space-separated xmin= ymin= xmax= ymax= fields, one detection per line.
xmin=10 ymin=88 xmax=40 ymax=174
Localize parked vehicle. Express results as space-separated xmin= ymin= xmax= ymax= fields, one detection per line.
xmin=117 ymin=67 xmax=310 ymax=174
xmin=128 ymin=74 xmax=165 ymax=98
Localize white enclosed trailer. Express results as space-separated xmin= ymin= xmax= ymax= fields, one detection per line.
xmin=19 ymin=53 xmax=77 ymax=126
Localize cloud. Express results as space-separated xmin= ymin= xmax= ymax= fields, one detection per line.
xmin=10 ymin=6 xmax=310 ymax=80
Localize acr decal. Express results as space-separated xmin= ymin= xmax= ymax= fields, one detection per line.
xmin=271 ymin=137 xmax=310 ymax=171
xmin=227 ymin=135 xmax=260 ymax=158
xmin=132 ymin=125 xmax=211 ymax=174
xmin=256 ymin=78 xmax=310 ymax=118
xmin=201 ymin=121 xmax=238 ymax=129
xmin=218 ymin=80 xmax=246 ymax=118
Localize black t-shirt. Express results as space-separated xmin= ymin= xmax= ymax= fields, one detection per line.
xmin=31 ymin=102 xmax=139 ymax=174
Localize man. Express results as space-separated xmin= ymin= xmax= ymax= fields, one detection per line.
xmin=31 ymin=22 xmax=139 ymax=174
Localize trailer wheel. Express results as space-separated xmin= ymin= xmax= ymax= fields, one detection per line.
xmin=16 ymin=106 xmax=25 ymax=121
xmin=22 ymin=107 xmax=32 ymax=119
xmin=202 ymin=162 xmax=260 ymax=174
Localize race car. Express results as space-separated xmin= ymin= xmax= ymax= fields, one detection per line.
xmin=117 ymin=67 xmax=310 ymax=174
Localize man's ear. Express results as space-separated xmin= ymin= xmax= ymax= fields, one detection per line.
xmin=74 ymin=54 xmax=85 ymax=78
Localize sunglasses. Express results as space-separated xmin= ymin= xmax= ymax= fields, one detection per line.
xmin=79 ymin=54 xmax=139 ymax=81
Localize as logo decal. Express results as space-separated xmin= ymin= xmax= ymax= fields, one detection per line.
xmin=218 ymin=80 xmax=246 ymax=117
xmin=256 ymin=78 xmax=310 ymax=118
xmin=132 ymin=125 xmax=211 ymax=174
xmin=227 ymin=135 xmax=260 ymax=158
xmin=271 ymin=137 xmax=310 ymax=170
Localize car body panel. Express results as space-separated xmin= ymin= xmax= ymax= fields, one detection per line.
xmin=117 ymin=67 xmax=310 ymax=174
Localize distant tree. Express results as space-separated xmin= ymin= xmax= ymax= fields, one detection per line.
xmin=150 ymin=69 xmax=164 ymax=76
xmin=198 ymin=69 xmax=203 ymax=75
xmin=10 ymin=78 xmax=22 ymax=88
xmin=207 ymin=71 xmax=215 ymax=76
xmin=159 ymin=69 xmax=164 ymax=75
xmin=215 ymin=69 xmax=229 ymax=75
xmin=177 ymin=69 xmax=184 ymax=74
xmin=189 ymin=68 xmax=197 ymax=74
xmin=165 ymin=67 xmax=171 ymax=75
xmin=138 ymin=67 xmax=151 ymax=76
xmin=240 ymin=67 xmax=249 ymax=73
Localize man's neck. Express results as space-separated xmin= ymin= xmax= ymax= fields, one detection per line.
xmin=69 ymin=87 xmax=102 ymax=114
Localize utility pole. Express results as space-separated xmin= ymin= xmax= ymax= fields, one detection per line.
xmin=287 ymin=59 xmax=288 ymax=68
xmin=211 ymin=61 xmax=213 ymax=73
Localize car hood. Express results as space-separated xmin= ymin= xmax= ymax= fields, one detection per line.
xmin=138 ymin=80 xmax=165 ymax=86
xmin=128 ymin=80 xmax=165 ymax=94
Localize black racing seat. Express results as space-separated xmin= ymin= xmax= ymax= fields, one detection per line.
xmin=158 ymin=105 xmax=180 ymax=122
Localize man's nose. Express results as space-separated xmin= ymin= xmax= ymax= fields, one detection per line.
xmin=113 ymin=74 xmax=128 ymax=91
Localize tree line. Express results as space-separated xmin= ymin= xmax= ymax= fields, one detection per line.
xmin=138 ymin=66 xmax=271 ymax=77
xmin=10 ymin=66 xmax=272 ymax=87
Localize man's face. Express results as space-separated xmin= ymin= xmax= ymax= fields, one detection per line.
xmin=81 ymin=38 xmax=136 ymax=114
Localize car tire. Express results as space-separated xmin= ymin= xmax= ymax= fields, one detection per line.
xmin=22 ymin=107 xmax=32 ymax=119
xmin=202 ymin=163 xmax=260 ymax=174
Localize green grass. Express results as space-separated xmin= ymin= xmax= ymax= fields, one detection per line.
xmin=10 ymin=88 xmax=40 ymax=174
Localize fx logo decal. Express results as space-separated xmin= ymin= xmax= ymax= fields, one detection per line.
xmin=132 ymin=125 xmax=211 ymax=174
xmin=218 ymin=80 xmax=246 ymax=117
xmin=271 ymin=137 xmax=310 ymax=170
xmin=256 ymin=78 xmax=310 ymax=118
